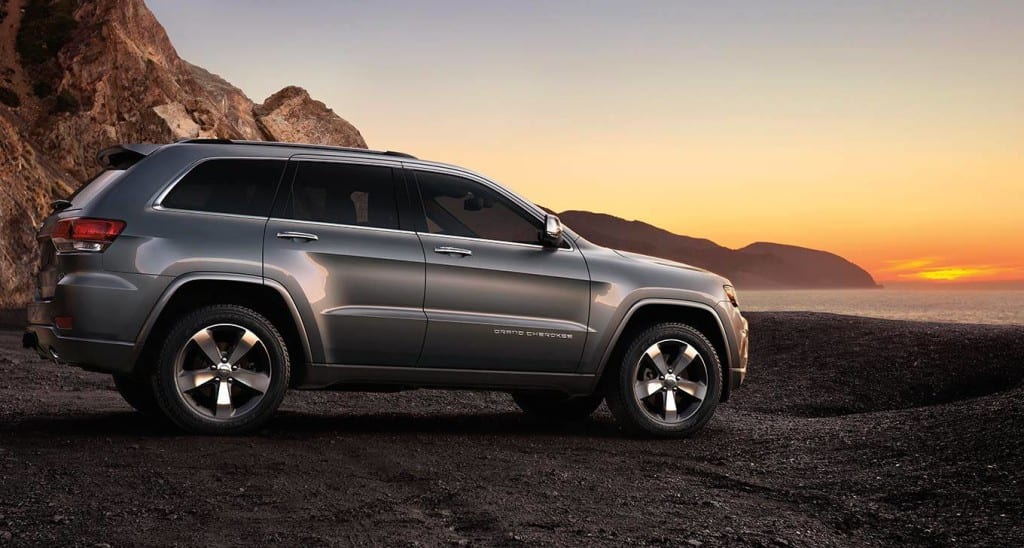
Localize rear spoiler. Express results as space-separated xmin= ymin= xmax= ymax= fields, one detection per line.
xmin=96 ymin=143 xmax=162 ymax=170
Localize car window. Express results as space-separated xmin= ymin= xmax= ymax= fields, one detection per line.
xmin=162 ymin=159 xmax=286 ymax=216
xmin=413 ymin=171 xmax=542 ymax=245
xmin=284 ymin=161 xmax=399 ymax=229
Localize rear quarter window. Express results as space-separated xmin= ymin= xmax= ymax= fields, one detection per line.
xmin=161 ymin=159 xmax=286 ymax=217
xmin=69 ymin=170 xmax=126 ymax=208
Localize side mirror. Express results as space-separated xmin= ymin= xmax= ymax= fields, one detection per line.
xmin=541 ymin=214 xmax=564 ymax=248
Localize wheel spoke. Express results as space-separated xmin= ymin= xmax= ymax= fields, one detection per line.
xmin=634 ymin=379 xmax=663 ymax=400
xmin=645 ymin=345 xmax=670 ymax=375
xmin=676 ymin=379 xmax=707 ymax=402
xmin=664 ymin=390 xmax=677 ymax=421
xmin=227 ymin=328 xmax=260 ymax=366
xmin=231 ymin=369 xmax=271 ymax=394
xmin=215 ymin=381 xmax=233 ymax=418
xmin=190 ymin=329 xmax=223 ymax=365
xmin=672 ymin=344 xmax=700 ymax=373
xmin=177 ymin=370 xmax=216 ymax=392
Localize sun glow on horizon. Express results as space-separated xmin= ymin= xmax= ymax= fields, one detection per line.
xmin=879 ymin=259 xmax=1024 ymax=283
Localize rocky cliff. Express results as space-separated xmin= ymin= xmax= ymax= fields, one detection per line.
xmin=0 ymin=0 xmax=366 ymax=307
xmin=559 ymin=210 xmax=879 ymax=289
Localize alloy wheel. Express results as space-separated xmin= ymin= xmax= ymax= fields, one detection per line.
xmin=632 ymin=338 xmax=709 ymax=423
xmin=173 ymin=323 xmax=272 ymax=420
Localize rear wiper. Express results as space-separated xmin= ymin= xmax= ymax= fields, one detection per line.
xmin=50 ymin=199 xmax=72 ymax=212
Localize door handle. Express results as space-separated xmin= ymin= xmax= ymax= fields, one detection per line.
xmin=434 ymin=246 xmax=472 ymax=257
xmin=276 ymin=231 xmax=319 ymax=242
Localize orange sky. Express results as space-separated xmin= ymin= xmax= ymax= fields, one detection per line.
xmin=151 ymin=1 xmax=1024 ymax=284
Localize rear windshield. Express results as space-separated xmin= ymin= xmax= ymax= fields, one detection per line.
xmin=69 ymin=170 xmax=126 ymax=208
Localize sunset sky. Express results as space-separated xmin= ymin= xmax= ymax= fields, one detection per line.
xmin=148 ymin=0 xmax=1024 ymax=285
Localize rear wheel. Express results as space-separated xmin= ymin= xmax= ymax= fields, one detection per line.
xmin=606 ymin=322 xmax=722 ymax=437
xmin=512 ymin=392 xmax=604 ymax=422
xmin=152 ymin=305 xmax=290 ymax=435
xmin=112 ymin=373 xmax=161 ymax=416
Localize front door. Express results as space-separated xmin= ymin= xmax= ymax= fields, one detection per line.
xmin=408 ymin=168 xmax=591 ymax=373
xmin=263 ymin=157 xmax=426 ymax=366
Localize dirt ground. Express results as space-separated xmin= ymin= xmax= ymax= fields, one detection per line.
xmin=0 ymin=312 xmax=1022 ymax=547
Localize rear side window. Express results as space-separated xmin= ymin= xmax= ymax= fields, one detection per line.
xmin=283 ymin=161 xmax=399 ymax=229
xmin=161 ymin=159 xmax=286 ymax=216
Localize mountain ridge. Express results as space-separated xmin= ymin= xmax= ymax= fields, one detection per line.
xmin=559 ymin=210 xmax=879 ymax=289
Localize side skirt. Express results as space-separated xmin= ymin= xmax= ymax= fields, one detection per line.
xmin=296 ymin=363 xmax=599 ymax=396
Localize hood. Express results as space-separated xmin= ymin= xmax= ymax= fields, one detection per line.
xmin=612 ymin=249 xmax=713 ymax=275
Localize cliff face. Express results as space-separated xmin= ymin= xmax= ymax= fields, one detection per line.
xmin=0 ymin=0 xmax=366 ymax=307
xmin=0 ymin=108 xmax=73 ymax=305
xmin=559 ymin=210 xmax=879 ymax=289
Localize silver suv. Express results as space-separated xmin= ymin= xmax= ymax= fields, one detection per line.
xmin=23 ymin=140 xmax=748 ymax=437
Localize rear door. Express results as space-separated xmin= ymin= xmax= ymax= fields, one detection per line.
xmin=407 ymin=167 xmax=591 ymax=373
xmin=263 ymin=156 xmax=426 ymax=366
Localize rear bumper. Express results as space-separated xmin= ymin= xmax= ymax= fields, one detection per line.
xmin=25 ymin=269 xmax=167 ymax=374
xmin=24 ymin=324 xmax=135 ymax=374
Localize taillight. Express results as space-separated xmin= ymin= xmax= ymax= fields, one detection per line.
xmin=51 ymin=218 xmax=126 ymax=253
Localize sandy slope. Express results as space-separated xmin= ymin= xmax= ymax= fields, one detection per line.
xmin=0 ymin=312 xmax=1021 ymax=546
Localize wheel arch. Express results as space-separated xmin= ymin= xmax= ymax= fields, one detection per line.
xmin=596 ymin=299 xmax=734 ymax=402
xmin=131 ymin=274 xmax=312 ymax=384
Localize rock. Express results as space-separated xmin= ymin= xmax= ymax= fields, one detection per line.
xmin=152 ymin=103 xmax=202 ymax=139
xmin=255 ymin=86 xmax=366 ymax=148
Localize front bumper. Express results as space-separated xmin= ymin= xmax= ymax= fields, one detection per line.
xmin=24 ymin=324 xmax=135 ymax=374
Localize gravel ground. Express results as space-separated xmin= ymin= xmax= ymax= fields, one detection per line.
xmin=0 ymin=312 xmax=1022 ymax=547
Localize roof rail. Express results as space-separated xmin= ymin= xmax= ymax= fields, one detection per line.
xmin=175 ymin=138 xmax=418 ymax=160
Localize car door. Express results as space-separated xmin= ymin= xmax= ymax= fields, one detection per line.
xmin=407 ymin=167 xmax=591 ymax=373
xmin=263 ymin=156 xmax=426 ymax=366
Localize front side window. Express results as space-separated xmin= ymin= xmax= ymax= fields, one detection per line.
xmin=161 ymin=159 xmax=286 ymax=216
xmin=413 ymin=170 xmax=542 ymax=245
xmin=283 ymin=161 xmax=399 ymax=229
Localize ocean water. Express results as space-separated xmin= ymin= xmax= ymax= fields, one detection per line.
xmin=739 ymin=289 xmax=1024 ymax=326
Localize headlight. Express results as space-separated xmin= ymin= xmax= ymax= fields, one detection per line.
xmin=723 ymin=285 xmax=739 ymax=307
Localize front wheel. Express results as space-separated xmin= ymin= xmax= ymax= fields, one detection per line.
xmin=606 ymin=323 xmax=722 ymax=438
xmin=151 ymin=305 xmax=290 ymax=435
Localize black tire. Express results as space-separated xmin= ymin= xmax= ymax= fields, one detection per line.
xmin=151 ymin=305 xmax=290 ymax=435
xmin=606 ymin=322 xmax=722 ymax=438
xmin=112 ymin=373 xmax=161 ymax=416
xmin=511 ymin=392 xmax=604 ymax=422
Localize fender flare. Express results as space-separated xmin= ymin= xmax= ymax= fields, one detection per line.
xmin=593 ymin=297 xmax=733 ymax=382
xmin=130 ymin=272 xmax=313 ymax=365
